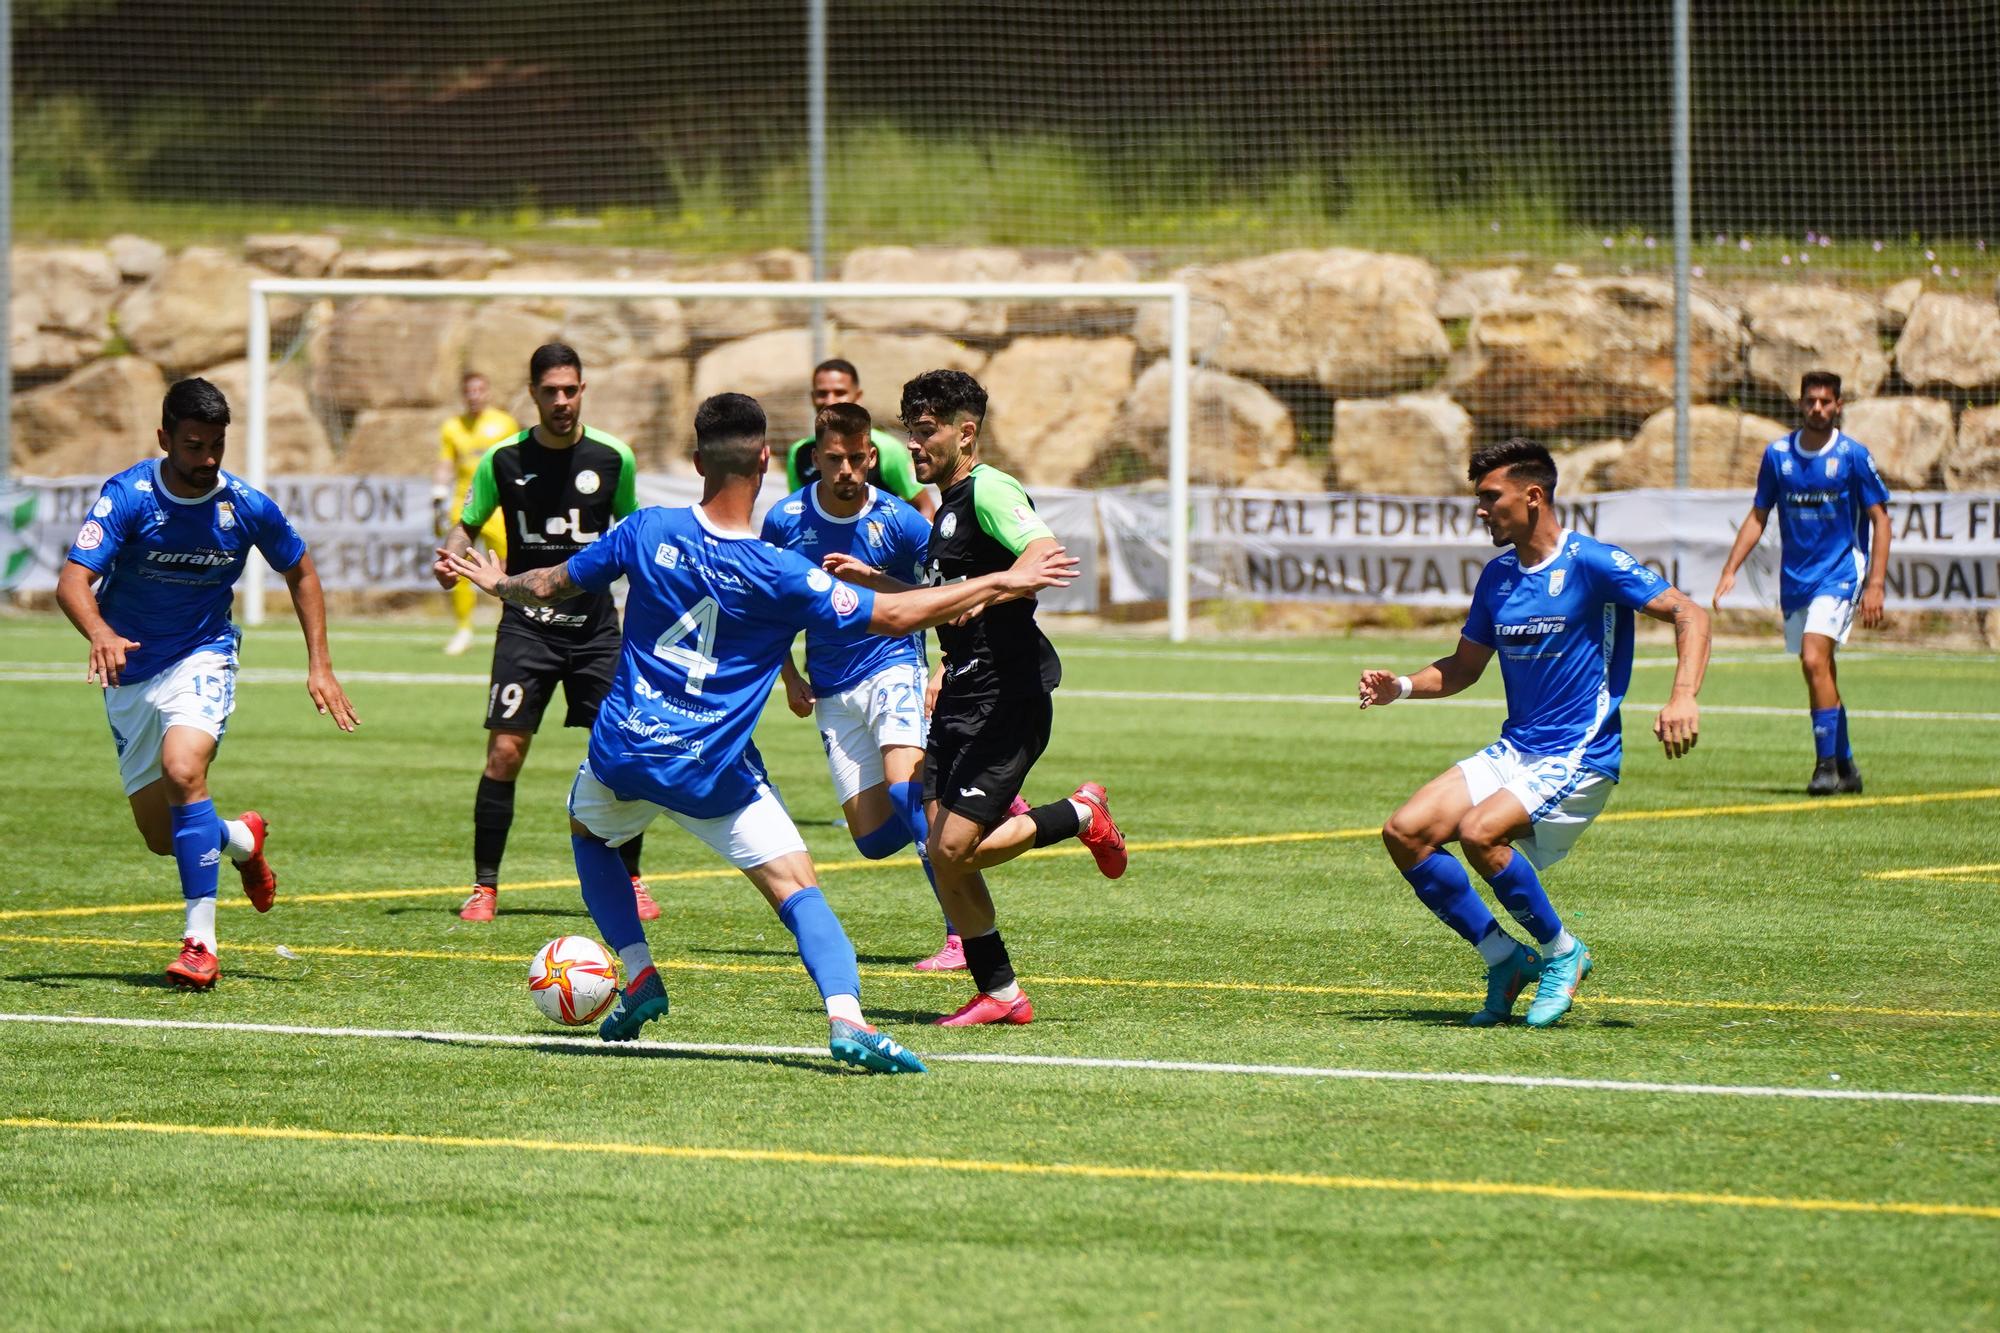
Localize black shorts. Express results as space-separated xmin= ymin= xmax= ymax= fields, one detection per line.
xmin=924 ymin=691 xmax=1053 ymax=826
xmin=485 ymin=629 xmax=618 ymax=733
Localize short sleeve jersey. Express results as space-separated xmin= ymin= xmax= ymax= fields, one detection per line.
xmin=461 ymin=427 xmax=638 ymax=638
xmin=567 ymin=505 xmax=879 ymax=819
xmin=785 ymin=429 xmax=925 ymax=503
xmin=1752 ymin=431 xmax=1891 ymax=612
xmin=1461 ymin=530 xmax=1666 ymax=781
xmin=759 ymin=483 xmax=931 ymax=694
xmin=66 ymin=460 xmax=307 ymax=685
xmin=439 ymin=408 xmax=521 ymax=493
xmin=925 ymin=462 xmax=1060 ymax=702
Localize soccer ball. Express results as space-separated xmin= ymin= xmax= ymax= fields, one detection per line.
xmin=527 ymin=936 xmax=620 ymax=1027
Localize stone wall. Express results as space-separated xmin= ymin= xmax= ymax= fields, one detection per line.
xmin=13 ymin=235 xmax=2000 ymax=496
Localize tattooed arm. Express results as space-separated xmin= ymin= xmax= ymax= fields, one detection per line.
xmin=441 ymin=547 xmax=582 ymax=608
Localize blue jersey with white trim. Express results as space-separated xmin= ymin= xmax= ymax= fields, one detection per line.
xmin=1752 ymin=431 xmax=1890 ymax=612
xmin=759 ymin=483 xmax=929 ymax=693
xmin=1461 ymin=531 xmax=1666 ymax=780
xmin=65 ymin=460 xmax=307 ymax=685
xmin=567 ymin=504 xmax=878 ymax=819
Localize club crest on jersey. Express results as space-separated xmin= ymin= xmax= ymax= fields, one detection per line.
xmin=940 ymin=512 xmax=958 ymax=539
xmin=91 ymin=495 xmax=114 ymax=518
xmin=867 ymin=520 xmax=884 ymax=547
xmin=574 ymin=469 xmax=600 ymax=495
xmin=1548 ymin=569 xmax=1567 ymax=595
xmin=1825 ymin=457 xmax=1839 ymax=477
xmin=74 ymin=520 xmax=105 ymax=550
xmin=217 ymin=501 xmax=235 ymax=530
xmin=831 ymin=584 xmax=860 ymax=615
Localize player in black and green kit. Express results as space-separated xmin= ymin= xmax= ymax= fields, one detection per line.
xmin=893 ymin=369 xmax=1125 ymax=1025
xmin=432 ymin=343 xmax=655 ymax=923
xmin=786 ymin=359 xmax=936 ymax=520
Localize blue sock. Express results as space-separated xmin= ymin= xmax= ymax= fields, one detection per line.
xmin=777 ymin=887 xmax=862 ymax=1003
xmin=1811 ymin=707 xmax=1840 ymax=760
xmin=169 ymin=799 xmax=223 ymax=901
xmin=890 ymin=779 xmax=954 ymax=935
xmin=851 ymin=819 xmax=912 ymax=859
xmin=1400 ymin=851 xmax=1498 ymax=947
xmin=1835 ymin=705 xmax=1852 ymax=761
xmin=1483 ymin=850 xmax=1563 ymax=947
xmin=572 ymin=835 xmax=644 ymax=952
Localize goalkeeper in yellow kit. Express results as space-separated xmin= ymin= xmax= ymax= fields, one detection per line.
xmin=435 ymin=371 xmax=520 ymax=655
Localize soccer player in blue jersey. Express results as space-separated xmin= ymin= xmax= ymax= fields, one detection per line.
xmin=762 ymin=401 xmax=965 ymax=971
xmin=1713 ymin=371 xmax=1892 ymax=795
xmin=1358 ymin=438 xmax=1709 ymax=1028
xmin=446 ymin=392 xmax=1076 ymax=1072
xmin=55 ymin=377 xmax=359 ymax=990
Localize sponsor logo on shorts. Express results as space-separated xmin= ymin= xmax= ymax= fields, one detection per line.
xmin=831 ymin=584 xmax=860 ymax=615
xmin=959 ymin=786 xmax=985 ymax=798
xmin=74 ymin=520 xmax=105 ymax=550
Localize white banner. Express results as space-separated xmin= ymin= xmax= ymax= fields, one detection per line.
xmin=1100 ymin=486 xmax=2000 ymax=609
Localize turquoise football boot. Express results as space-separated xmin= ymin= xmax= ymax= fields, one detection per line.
xmin=829 ymin=1018 xmax=927 ymax=1074
xmin=1524 ymin=938 xmax=1593 ymax=1029
xmin=599 ymin=966 xmax=669 ymax=1042
xmin=1465 ymin=942 xmax=1542 ymax=1027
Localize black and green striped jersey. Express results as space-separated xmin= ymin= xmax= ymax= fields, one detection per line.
xmin=925 ymin=462 xmax=1061 ymax=701
xmin=461 ymin=426 xmax=638 ymax=638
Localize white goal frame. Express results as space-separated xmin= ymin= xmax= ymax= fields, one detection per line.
xmin=243 ymin=278 xmax=1194 ymax=637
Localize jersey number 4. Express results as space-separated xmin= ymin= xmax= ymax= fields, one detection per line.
xmin=652 ymin=596 xmax=720 ymax=695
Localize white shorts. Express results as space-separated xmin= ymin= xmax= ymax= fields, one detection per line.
xmin=103 ymin=649 xmax=237 ymax=796
xmin=815 ymin=661 xmax=929 ymax=804
xmin=1783 ymin=595 xmax=1855 ymax=655
xmin=1456 ymin=738 xmax=1614 ymax=871
xmin=568 ymin=765 xmax=808 ymax=870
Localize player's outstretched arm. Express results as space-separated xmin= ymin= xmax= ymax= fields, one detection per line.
xmin=281 ymin=554 xmax=359 ymax=732
xmin=1712 ymin=506 xmax=1769 ymax=607
xmin=444 ymin=546 xmax=584 ymax=608
xmin=431 ymin=522 xmax=477 ymax=590
xmin=821 ymin=551 xmax=917 ymax=594
xmin=56 ymin=559 xmax=139 ymax=688
xmin=1860 ymin=502 xmax=1892 ymax=628
xmin=868 ymin=544 xmax=1079 ymax=636
xmin=1357 ymin=637 xmax=1493 ymax=709
xmin=1641 ymin=586 xmax=1709 ymax=759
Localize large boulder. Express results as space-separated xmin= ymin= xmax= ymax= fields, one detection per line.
xmin=1136 ymin=248 xmax=1449 ymax=394
xmin=246 ymin=233 xmax=342 ymax=278
xmin=1604 ymin=405 xmax=1787 ymax=490
xmin=823 ymin=331 xmax=985 ymax=421
xmin=117 ymin=247 xmax=262 ymax=374
xmin=1839 ymin=396 xmax=1952 ymax=489
xmin=980 ymin=336 xmax=1137 ymax=488
xmin=11 ymin=357 xmax=169 ymax=477
xmin=311 ymin=297 xmax=471 ymax=412
xmin=10 ymin=247 xmax=122 ymax=378
xmin=675 ymin=250 xmax=811 ymax=342
xmin=195 ymin=358 xmax=335 ymax=473
xmin=585 ymin=359 xmax=695 ymax=472
xmin=1949 ymin=406 xmax=2000 ymax=490
xmin=832 ymin=247 xmax=1027 ymax=337
xmin=1741 ymin=284 xmax=1888 ymax=400
xmin=458 ymin=303 xmax=561 ymax=389
xmin=693 ymin=329 xmax=816 ymax=445
xmin=1436 ymin=266 xmax=1522 ymax=321
xmin=1448 ymin=277 xmax=1745 ymax=431
xmin=338 ymin=409 xmax=441 ymax=476
xmin=332 ymin=247 xmax=510 ymax=280
xmin=559 ymin=298 xmax=689 ymax=366
xmin=1555 ymin=438 xmax=1631 ymax=495
xmin=1005 ymin=250 xmax=1142 ymax=335
xmin=1880 ymin=279 xmax=1923 ymax=333
xmin=105 ymin=234 xmax=167 ymax=283
xmin=1114 ymin=359 xmax=1298 ymax=486
xmin=1893 ymin=293 xmax=2000 ymax=391
xmin=1332 ymin=394 xmax=1473 ymax=493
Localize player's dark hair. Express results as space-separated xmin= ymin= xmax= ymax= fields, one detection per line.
xmin=900 ymin=369 xmax=987 ymax=427
xmin=814 ymin=402 xmax=872 ymax=444
xmin=694 ymin=393 xmax=768 ymax=478
xmin=814 ymin=358 xmax=860 ymax=384
xmin=1800 ymin=369 xmax=1843 ymax=398
xmin=1468 ymin=436 xmax=1558 ymax=497
xmin=161 ymin=377 xmax=231 ymax=433
xmin=528 ymin=342 xmax=583 ymax=384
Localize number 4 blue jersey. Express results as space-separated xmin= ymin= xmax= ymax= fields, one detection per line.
xmin=65 ymin=460 xmax=307 ymax=685
xmin=567 ymin=505 xmax=879 ymax=819
xmin=1462 ymin=530 xmax=1667 ymax=781
xmin=1752 ymin=430 xmax=1890 ymax=613
xmin=759 ymin=483 xmax=930 ymax=693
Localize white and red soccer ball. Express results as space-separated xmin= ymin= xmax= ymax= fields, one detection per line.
xmin=527 ymin=936 xmax=619 ymax=1026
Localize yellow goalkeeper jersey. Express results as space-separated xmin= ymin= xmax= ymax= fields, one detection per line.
xmin=440 ymin=407 xmax=522 ymax=490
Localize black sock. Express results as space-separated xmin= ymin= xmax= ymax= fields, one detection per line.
xmin=618 ymin=834 xmax=644 ymax=880
xmin=473 ymin=776 xmax=516 ymax=887
xmin=1027 ymin=798 xmax=1081 ymax=848
xmin=962 ymin=930 xmax=1016 ymax=993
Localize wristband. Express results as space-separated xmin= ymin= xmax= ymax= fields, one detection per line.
xmin=1395 ymin=675 xmax=1414 ymax=701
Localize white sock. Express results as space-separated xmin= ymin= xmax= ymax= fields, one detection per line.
xmin=1069 ymin=798 xmax=1093 ymax=832
xmin=825 ymin=993 xmax=865 ymax=1025
xmin=985 ymin=981 xmax=1023 ymax=1003
xmin=222 ymin=819 xmax=254 ymax=863
xmin=1544 ymin=928 xmax=1578 ymax=958
xmin=617 ymin=942 xmax=654 ymax=980
xmin=184 ymin=897 xmax=218 ymax=951
xmin=1475 ymin=928 xmax=1519 ymax=967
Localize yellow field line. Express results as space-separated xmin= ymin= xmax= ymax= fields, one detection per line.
xmin=6 ymin=786 xmax=1994 ymax=926
xmin=1868 ymin=863 xmax=2000 ymax=881
xmin=1 ymin=1115 xmax=1992 ymax=1221
xmin=4 ymin=930 xmax=1994 ymax=1022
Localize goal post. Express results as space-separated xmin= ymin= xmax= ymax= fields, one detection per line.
xmin=242 ymin=277 xmax=1193 ymax=638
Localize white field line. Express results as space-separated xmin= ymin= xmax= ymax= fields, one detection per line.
xmin=2 ymin=1012 xmax=1995 ymax=1107
xmin=1 ymin=663 xmax=1993 ymax=723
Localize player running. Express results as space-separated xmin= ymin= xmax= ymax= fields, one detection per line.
xmin=763 ymin=401 xmax=964 ymax=970
xmin=445 ymin=392 xmax=1078 ymax=1072
xmin=849 ymin=369 xmax=1127 ymax=1028
xmin=785 ymin=358 xmax=937 ymax=519
xmin=55 ymin=377 xmax=359 ymax=989
xmin=1712 ymin=370 xmax=1891 ymax=795
xmin=434 ymin=343 xmax=656 ymax=923
xmin=1359 ymin=438 xmax=1709 ymax=1029
xmin=434 ymin=370 xmax=519 ymax=657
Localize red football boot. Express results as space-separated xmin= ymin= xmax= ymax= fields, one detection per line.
xmin=1071 ymin=783 xmax=1127 ymax=879
xmin=165 ymin=938 xmax=219 ymax=990
xmin=935 ymin=990 xmax=1035 ymax=1026
xmin=234 ymin=811 xmax=277 ymax=912
xmin=458 ymin=885 xmax=497 ymax=922
xmin=632 ymin=877 xmax=662 ymax=922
